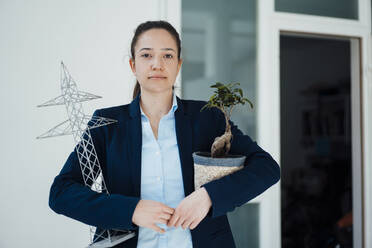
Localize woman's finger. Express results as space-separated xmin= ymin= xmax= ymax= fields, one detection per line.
xmin=182 ymin=218 xmax=193 ymax=230
xmin=162 ymin=206 xmax=175 ymax=215
xmin=168 ymin=213 xmax=179 ymax=227
xmin=150 ymin=224 xmax=165 ymax=234
xmin=175 ymin=216 xmax=185 ymax=228
xmin=159 ymin=213 xmax=172 ymax=220
xmin=189 ymin=219 xmax=200 ymax=230
xmin=156 ymin=218 xmax=168 ymax=225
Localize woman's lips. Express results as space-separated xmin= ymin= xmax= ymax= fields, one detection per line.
xmin=149 ymin=77 xmax=166 ymax=79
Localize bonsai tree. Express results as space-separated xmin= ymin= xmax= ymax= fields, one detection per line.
xmin=201 ymin=82 xmax=253 ymax=158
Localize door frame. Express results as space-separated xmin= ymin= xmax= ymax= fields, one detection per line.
xmin=257 ymin=1 xmax=372 ymax=248
xmin=164 ymin=0 xmax=372 ymax=247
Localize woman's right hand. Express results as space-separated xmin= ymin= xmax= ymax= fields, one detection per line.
xmin=132 ymin=199 xmax=174 ymax=233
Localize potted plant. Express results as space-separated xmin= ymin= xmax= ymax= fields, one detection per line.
xmin=192 ymin=82 xmax=254 ymax=189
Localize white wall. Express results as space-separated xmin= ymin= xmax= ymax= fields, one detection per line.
xmin=0 ymin=0 xmax=180 ymax=247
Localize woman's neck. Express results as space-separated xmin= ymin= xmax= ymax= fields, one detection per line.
xmin=139 ymin=89 xmax=173 ymax=120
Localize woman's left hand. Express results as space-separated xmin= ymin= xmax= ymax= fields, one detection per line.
xmin=167 ymin=187 xmax=212 ymax=230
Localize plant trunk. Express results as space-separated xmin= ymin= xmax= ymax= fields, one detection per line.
xmin=210 ymin=117 xmax=232 ymax=157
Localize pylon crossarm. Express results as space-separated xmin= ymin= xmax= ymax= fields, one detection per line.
xmin=37 ymin=95 xmax=66 ymax=107
xmin=84 ymin=115 xmax=118 ymax=130
xmin=37 ymin=119 xmax=72 ymax=139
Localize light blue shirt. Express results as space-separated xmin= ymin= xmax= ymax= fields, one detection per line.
xmin=137 ymin=92 xmax=193 ymax=248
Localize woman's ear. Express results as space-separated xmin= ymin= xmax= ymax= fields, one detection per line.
xmin=129 ymin=58 xmax=136 ymax=74
xmin=177 ymin=58 xmax=183 ymax=74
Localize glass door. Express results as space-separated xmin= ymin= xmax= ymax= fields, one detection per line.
xmin=279 ymin=33 xmax=362 ymax=248
xmin=181 ymin=0 xmax=261 ymax=247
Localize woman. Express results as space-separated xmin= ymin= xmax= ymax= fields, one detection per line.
xmin=49 ymin=20 xmax=281 ymax=248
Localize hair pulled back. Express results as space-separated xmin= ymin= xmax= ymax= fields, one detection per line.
xmin=130 ymin=20 xmax=181 ymax=100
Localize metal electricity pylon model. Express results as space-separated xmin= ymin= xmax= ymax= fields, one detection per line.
xmin=37 ymin=62 xmax=135 ymax=247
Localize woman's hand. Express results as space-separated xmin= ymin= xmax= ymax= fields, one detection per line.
xmin=167 ymin=187 xmax=212 ymax=230
xmin=132 ymin=199 xmax=175 ymax=233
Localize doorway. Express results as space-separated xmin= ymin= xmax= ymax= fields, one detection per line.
xmin=280 ymin=34 xmax=362 ymax=248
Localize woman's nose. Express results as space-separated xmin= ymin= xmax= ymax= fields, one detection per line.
xmin=151 ymin=55 xmax=164 ymax=70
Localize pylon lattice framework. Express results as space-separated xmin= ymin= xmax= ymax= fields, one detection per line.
xmin=37 ymin=62 xmax=135 ymax=247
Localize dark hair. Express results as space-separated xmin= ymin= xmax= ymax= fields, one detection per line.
xmin=130 ymin=20 xmax=182 ymax=100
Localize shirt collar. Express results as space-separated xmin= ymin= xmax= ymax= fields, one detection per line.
xmin=139 ymin=91 xmax=178 ymax=117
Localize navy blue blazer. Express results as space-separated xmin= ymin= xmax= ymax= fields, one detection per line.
xmin=49 ymin=94 xmax=281 ymax=248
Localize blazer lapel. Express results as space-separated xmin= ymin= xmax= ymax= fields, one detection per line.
xmin=127 ymin=94 xmax=195 ymax=198
xmin=175 ymin=96 xmax=195 ymax=196
xmin=127 ymin=94 xmax=142 ymax=197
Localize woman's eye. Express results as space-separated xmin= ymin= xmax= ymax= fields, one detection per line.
xmin=164 ymin=54 xmax=173 ymax=59
xmin=141 ymin=53 xmax=151 ymax=58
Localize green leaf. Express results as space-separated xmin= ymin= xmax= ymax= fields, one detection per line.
xmin=204 ymin=81 xmax=253 ymax=115
xmin=238 ymin=89 xmax=243 ymax=97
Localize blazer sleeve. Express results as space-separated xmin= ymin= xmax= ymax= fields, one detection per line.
xmin=202 ymin=109 xmax=281 ymax=218
xmin=48 ymin=109 xmax=140 ymax=230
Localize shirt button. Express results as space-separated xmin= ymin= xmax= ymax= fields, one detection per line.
xmin=157 ymin=177 xmax=161 ymax=181
xmin=156 ymin=151 xmax=160 ymax=155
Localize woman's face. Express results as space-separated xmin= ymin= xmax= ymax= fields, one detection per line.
xmin=129 ymin=28 xmax=182 ymax=94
